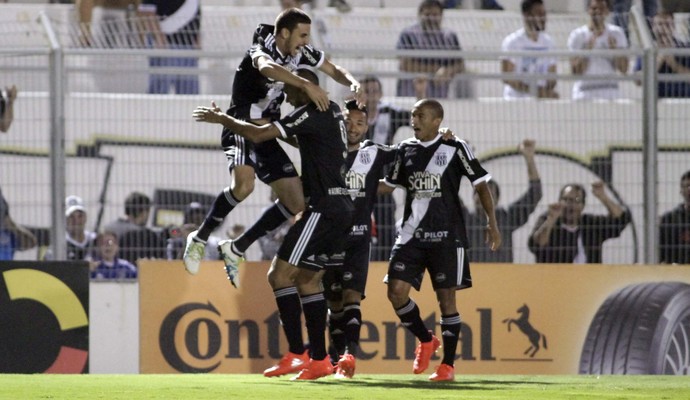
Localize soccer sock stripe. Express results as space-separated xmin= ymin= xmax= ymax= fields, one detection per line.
xmin=274 ymin=287 xmax=304 ymax=355
xmin=301 ymin=292 xmax=328 ymax=360
xmin=395 ymin=299 xmax=432 ymax=342
xmin=440 ymin=313 xmax=461 ymax=366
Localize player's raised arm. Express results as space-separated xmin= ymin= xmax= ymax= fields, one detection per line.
xmin=319 ymin=58 xmax=365 ymax=108
xmin=193 ymin=101 xmax=280 ymax=143
xmin=255 ymin=55 xmax=330 ymax=112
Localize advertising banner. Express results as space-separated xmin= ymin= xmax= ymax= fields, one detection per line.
xmin=0 ymin=261 xmax=89 ymax=373
xmin=139 ymin=260 xmax=690 ymax=374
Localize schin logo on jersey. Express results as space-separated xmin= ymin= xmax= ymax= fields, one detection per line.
xmin=408 ymin=171 xmax=441 ymax=191
xmin=345 ymin=170 xmax=366 ymax=191
xmin=286 ymin=112 xmax=309 ymax=128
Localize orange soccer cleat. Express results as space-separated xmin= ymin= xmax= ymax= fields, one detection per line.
xmin=263 ymin=351 xmax=309 ymax=378
xmin=429 ymin=363 xmax=455 ymax=381
xmin=413 ymin=331 xmax=440 ymax=374
xmin=290 ymin=358 xmax=334 ymax=381
xmin=334 ymin=353 xmax=356 ymax=379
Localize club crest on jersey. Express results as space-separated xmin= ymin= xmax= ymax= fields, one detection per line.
xmin=359 ymin=152 xmax=371 ymax=165
xmin=435 ymin=152 xmax=448 ymax=166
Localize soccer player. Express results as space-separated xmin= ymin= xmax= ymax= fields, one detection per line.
xmin=193 ymin=68 xmax=354 ymax=381
xmin=183 ymin=8 xmax=363 ymax=287
xmin=378 ymin=99 xmax=501 ymax=382
xmin=323 ymin=99 xmax=396 ymax=378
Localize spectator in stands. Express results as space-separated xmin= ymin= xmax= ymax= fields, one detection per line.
xmin=166 ymin=202 xmax=220 ymax=261
xmin=648 ymin=10 xmax=690 ymax=98
xmin=568 ymin=0 xmax=629 ymax=100
xmin=65 ymin=196 xmax=96 ymax=260
xmin=0 ymin=85 xmax=17 ymax=133
xmin=659 ymin=170 xmax=690 ymax=264
xmin=0 ymin=187 xmax=37 ymax=261
xmin=501 ymin=0 xmax=558 ymax=99
xmin=445 ymin=0 xmax=504 ymax=9
xmin=465 ymin=139 xmax=542 ymax=262
xmin=76 ymin=0 xmax=144 ymax=93
xmin=89 ymin=231 xmax=138 ymax=279
xmin=139 ymin=0 xmax=201 ymax=94
xmin=396 ymin=0 xmax=465 ymax=99
xmin=612 ymin=0 xmax=658 ymax=39
xmin=60 ymin=195 xmax=97 ymax=261
xmin=105 ymin=191 xmax=166 ymax=263
xmin=76 ymin=0 xmax=142 ymax=48
xmin=528 ymin=181 xmax=631 ymax=263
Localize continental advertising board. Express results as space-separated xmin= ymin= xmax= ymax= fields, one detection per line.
xmin=139 ymin=261 xmax=690 ymax=375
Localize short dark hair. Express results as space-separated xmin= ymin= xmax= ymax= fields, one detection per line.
xmin=124 ymin=192 xmax=151 ymax=217
xmin=275 ymin=8 xmax=312 ymax=33
xmin=344 ymin=99 xmax=367 ymax=116
xmin=360 ymin=75 xmax=382 ymax=91
xmin=295 ymin=67 xmax=319 ymax=85
xmin=681 ymin=170 xmax=690 ymax=181
xmin=587 ymin=0 xmax=612 ymax=10
xmin=419 ymin=0 xmax=444 ymax=14
xmin=415 ymin=98 xmax=444 ymax=120
xmin=521 ymin=0 xmax=543 ymax=13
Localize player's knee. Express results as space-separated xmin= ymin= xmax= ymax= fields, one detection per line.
xmin=386 ymin=285 xmax=408 ymax=308
xmin=232 ymin=179 xmax=255 ymax=199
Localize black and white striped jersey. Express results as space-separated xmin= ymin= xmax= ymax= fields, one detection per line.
xmin=345 ymin=140 xmax=396 ymax=239
xmin=226 ymin=24 xmax=325 ymax=122
xmin=385 ymin=135 xmax=491 ymax=248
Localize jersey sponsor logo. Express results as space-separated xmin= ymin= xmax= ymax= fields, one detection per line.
xmin=413 ymin=191 xmax=442 ymax=199
xmin=345 ymin=170 xmax=366 ymax=190
xmin=286 ymin=111 xmax=309 ymax=128
xmin=414 ymin=228 xmax=449 ymax=242
xmin=351 ymin=224 xmax=369 ymax=235
xmin=408 ymin=171 xmax=441 ymax=191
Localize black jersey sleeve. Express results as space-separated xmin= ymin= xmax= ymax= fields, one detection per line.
xmin=272 ymin=104 xmax=314 ymax=139
xmin=297 ymin=44 xmax=325 ymax=69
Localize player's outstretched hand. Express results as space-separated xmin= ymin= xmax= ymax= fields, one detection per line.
xmin=193 ymin=101 xmax=223 ymax=124
xmin=303 ymin=81 xmax=330 ymax=111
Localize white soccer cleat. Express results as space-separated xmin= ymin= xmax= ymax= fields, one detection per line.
xmin=182 ymin=230 xmax=205 ymax=275
xmin=218 ymin=239 xmax=243 ymax=288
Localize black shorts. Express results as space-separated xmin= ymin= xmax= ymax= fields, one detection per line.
xmin=387 ymin=244 xmax=472 ymax=291
xmin=277 ymin=207 xmax=353 ymax=271
xmin=221 ymin=127 xmax=298 ymax=184
xmin=323 ymin=236 xmax=371 ymax=302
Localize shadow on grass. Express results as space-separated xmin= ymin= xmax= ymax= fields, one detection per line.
xmin=281 ymin=377 xmax=556 ymax=390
